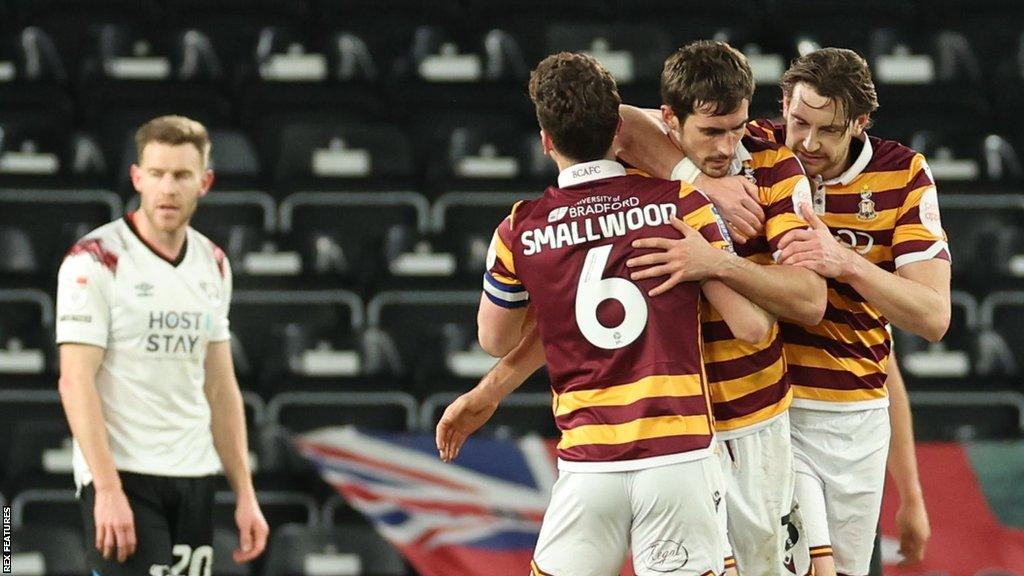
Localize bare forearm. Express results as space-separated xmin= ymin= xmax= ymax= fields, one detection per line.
xmin=58 ymin=376 xmax=121 ymax=490
xmin=844 ymin=258 xmax=949 ymax=342
xmin=886 ymin=360 xmax=924 ymax=502
xmin=208 ymin=382 xmax=255 ymax=499
xmin=476 ymin=326 xmax=546 ymax=404
xmin=714 ymin=254 xmax=826 ymax=325
xmin=615 ymin=105 xmax=682 ymax=179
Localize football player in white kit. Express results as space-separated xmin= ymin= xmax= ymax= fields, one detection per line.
xmin=56 ymin=116 xmax=269 ymax=576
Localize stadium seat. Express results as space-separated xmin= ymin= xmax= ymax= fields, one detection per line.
xmin=0 ymin=290 xmax=55 ymax=380
xmin=979 ymin=292 xmax=1024 ymax=377
xmin=10 ymin=524 xmax=87 ymax=576
xmin=321 ymin=492 xmax=377 ymax=527
xmin=279 ymin=192 xmax=428 ymax=287
xmin=432 ymin=191 xmax=539 ymax=278
xmin=213 ymin=490 xmax=319 ymax=532
xmin=10 ymin=488 xmax=79 ymax=530
xmin=0 ymin=390 xmax=66 ymax=494
xmin=910 ymin=391 xmax=1024 ymax=441
xmin=180 ymin=190 xmax=275 ymax=270
xmin=270 ymin=122 xmax=415 ymax=193
xmin=262 ymin=523 xmax=406 ymax=576
xmin=0 ymin=189 xmax=122 ymax=279
xmin=895 ymin=291 xmax=978 ymax=381
xmin=421 ymin=391 xmax=557 ymax=438
xmin=205 ymin=129 xmax=266 ymax=190
xmin=366 ymin=290 xmax=486 ymax=396
xmin=937 ymin=194 xmax=1024 ymax=291
xmin=268 ymin=391 xmax=418 ymax=434
xmin=212 ymin=527 xmax=253 ymax=576
xmin=228 ymin=290 xmax=364 ymax=395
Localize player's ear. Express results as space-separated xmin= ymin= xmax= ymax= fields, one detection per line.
xmin=851 ymin=114 xmax=870 ymax=137
xmin=129 ymin=163 xmax=143 ymax=193
xmin=540 ymin=130 xmax=554 ymax=156
xmin=200 ymin=169 xmax=214 ymax=198
xmin=660 ymin=105 xmax=679 ymax=132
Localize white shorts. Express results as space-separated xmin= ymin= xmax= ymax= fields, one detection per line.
xmin=531 ymin=458 xmax=726 ymax=576
xmin=716 ymin=413 xmax=796 ymax=576
xmin=790 ymin=407 xmax=890 ymax=576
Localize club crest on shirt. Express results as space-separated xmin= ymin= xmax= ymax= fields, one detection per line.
xmin=198 ymin=281 xmax=220 ymax=305
xmin=857 ymin=187 xmax=877 ymax=221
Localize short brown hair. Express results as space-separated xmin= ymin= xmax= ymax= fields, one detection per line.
xmin=781 ymin=48 xmax=879 ymax=127
xmin=661 ymin=40 xmax=754 ymax=121
xmin=135 ymin=115 xmax=211 ymax=167
xmin=528 ymin=52 xmax=621 ymax=163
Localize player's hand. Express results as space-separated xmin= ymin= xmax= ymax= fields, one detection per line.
xmin=777 ymin=204 xmax=852 ymax=279
xmin=895 ymin=498 xmax=930 ymax=565
xmin=627 ymin=217 xmax=729 ymax=296
xmin=93 ymin=486 xmax=136 ymax=563
xmin=695 ymin=172 xmax=764 ymax=244
xmin=436 ymin=388 xmax=500 ymax=462
xmin=233 ymin=495 xmax=269 ymax=564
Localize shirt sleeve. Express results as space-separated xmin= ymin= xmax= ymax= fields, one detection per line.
xmin=55 ymin=252 xmax=112 ymax=348
xmin=759 ymin=147 xmax=812 ymax=256
xmin=892 ymin=154 xmax=951 ymax=269
xmin=679 ymin=183 xmax=735 ymax=253
xmin=210 ymin=252 xmax=232 ymax=342
xmin=483 ymin=204 xmax=530 ymax=309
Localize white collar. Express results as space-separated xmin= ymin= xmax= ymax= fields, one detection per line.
xmin=557 ymin=159 xmax=627 ymax=188
xmin=821 ymin=134 xmax=873 ymax=186
xmin=728 ymin=141 xmax=753 ymax=177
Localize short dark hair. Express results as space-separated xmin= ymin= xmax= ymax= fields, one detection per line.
xmin=528 ymin=52 xmax=621 ymax=163
xmin=135 ymin=115 xmax=211 ymax=167
xmin=781 ymin=48 xmax=879 ymax=127
xmin=660 ymin=40 xmax=754 ymax=121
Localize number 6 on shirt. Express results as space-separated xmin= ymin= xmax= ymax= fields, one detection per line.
xmin=576 ymin=244 xmax=649 ymax=349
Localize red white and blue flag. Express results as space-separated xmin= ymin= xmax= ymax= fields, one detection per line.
xmin=295 ymin=427 xmax=558 ymax=576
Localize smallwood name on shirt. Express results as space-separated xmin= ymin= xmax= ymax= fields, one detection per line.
xmin=522 ymin=202 xmax=677 ymax=256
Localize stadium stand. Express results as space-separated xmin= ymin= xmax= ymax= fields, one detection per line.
xmin=1 ymin=2 xmax=1021 ymax=575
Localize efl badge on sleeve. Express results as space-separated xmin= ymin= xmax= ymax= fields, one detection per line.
xmin=742 ymin=162 xmax=757 ymax=185
xmin=857 ymin=187 xmax=877 ymax=221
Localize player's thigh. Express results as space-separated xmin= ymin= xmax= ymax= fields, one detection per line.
xmin=80 ymin=474 xmax=174 ymax=576
xmin=826 ymin=410 xmax=889 ymax=576
xmin=629 ymin=458 xmax=725 ymax=576
xmin=532 ymin=471 xmax=631 ymax=576
xmin=725 ymin=415 xmax=796 ymax=576
xmin=170 ymin=475 xmax=217 ymax=576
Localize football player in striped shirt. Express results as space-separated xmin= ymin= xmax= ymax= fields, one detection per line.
xmin=440 ymin=51 xmax=775 ymax=576
xmin=638 ymin=48 xmax=950 ymax=576
xmin=615 ymin=40 xmax=832 ymax=576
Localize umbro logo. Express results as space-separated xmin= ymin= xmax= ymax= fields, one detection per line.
xmin=135 ymin=282 xmax=155 ymax=297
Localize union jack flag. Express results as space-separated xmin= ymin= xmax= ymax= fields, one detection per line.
xmin=295 ymin=427 xmax=559 ymax=576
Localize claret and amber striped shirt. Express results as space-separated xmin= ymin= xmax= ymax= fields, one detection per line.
xmin=749 ymin=120 xmax=951 ymax=411
xmin=699 ymin=135 xmax=811 ymax=438
xmin=484 ymin=160 xmax=730 ymax=472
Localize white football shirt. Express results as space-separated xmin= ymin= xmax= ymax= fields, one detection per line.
xmin=56 ymin=213 xmax=230 ymax=488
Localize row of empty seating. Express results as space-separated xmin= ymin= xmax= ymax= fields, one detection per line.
xmin=3 ymin=112 xmax=1024 ymax=194
xmin=2 ymin=191 xmax=1022 ymax=290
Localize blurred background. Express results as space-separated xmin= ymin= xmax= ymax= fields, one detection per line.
xmin=0 ymin=0 xmax=1021 ymax=575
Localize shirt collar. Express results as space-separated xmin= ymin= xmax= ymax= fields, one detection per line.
xmin=728 ymin=141 xmax=753 ymax=177
xmin=557 ymin=159 xmax=627 ymax=188
xmin=822 ymin=134 xmax=873 ymax=186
